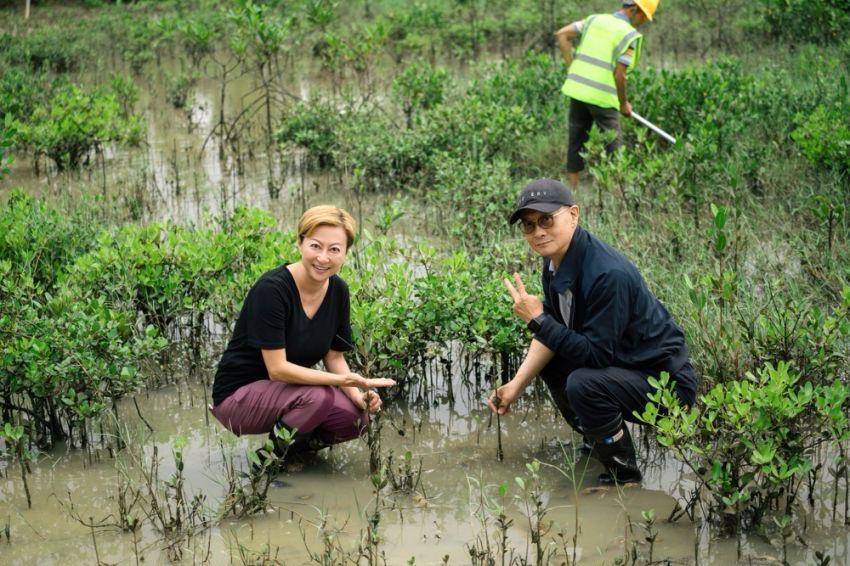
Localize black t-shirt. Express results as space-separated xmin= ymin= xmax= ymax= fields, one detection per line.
xmin=212 ymin=265 xmax=354 ymax=406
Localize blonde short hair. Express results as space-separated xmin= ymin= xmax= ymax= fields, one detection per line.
xmin=297 ymin=205 xmax=356 ymax=248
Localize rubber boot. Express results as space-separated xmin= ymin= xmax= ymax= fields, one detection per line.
xmin=592 ymin=423 xmax=642 ymax=485
xmin=572 ymin=422 xmax=594 ymax=456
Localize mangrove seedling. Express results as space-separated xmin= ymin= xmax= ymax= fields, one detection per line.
xmin=515 ymin=460 xmax=553 ymax=564
xmin=365 ymin=391 xmax=383 ymax=475
xmin=493 ymin=390 xmax=504 ymax=462
xmin=1 ymin=423 xmax=33 ymax=509
xmin=641 ymin=509 xmax=658 ymax=565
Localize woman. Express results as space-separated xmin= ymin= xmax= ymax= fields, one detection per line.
xmin=211 ymin=205 xmax=394 ymax=463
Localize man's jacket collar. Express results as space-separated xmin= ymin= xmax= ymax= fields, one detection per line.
xmin=548 ymin=225 xmax=589 ymax=294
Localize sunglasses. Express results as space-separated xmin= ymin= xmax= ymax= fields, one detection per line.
xmin=519 ymin=208 xmax=568 ymax=234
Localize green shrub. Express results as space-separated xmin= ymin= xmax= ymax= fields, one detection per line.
xmin=792 ymin=104 xmax=850 ymax=172
xmin=178 ymin=14 xmax=217 ymax=67
xmin=64 ymin=207 xmax=291 ymax=353
xmin=473 ymin=52 xmax=564 ymax=127
xmin=0 ymin=190 xmax=103 ymax=290
xmin=336 ymin=109 xmax=432 ymax=191
xmin=165 ymin=71 xmax=196 ymax=109
xmin=110 ymin=73 xmax=139 ymax=117
xmin=14 ymin=83 xmax=145 ymax=170
xmin=0 ymin=194 xmax=165 ymax=448
xmin=424 ymin=154 xmax=516 ymax=243
xmin=0 ymin=114 xmax=14 ymax=179
xmin=0 ymin=263 xmax=165 ymax=448
xmin=275 ymin=98 xmax=343 ymax=168
xmin=416 ymin=93 xmax=535 ymax=166
xmin=0 ymin=69 xmax=49 ymax=124
xmin=640 ymin=358 xmax=850 ymax=533
xmin=345 ymin=232 xmax=531 ymax=383
xmin=282 ymin=53 xmax=548 ymax=187
xmin=391 ymin=61 xmax=449 ymax=128
xmin=761 ymin=0 xmax=850 ymax=45
xmin=0 ymin=28 xmax=89 ymax=72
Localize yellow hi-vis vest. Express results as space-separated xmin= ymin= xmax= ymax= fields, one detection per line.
xmin=561 ymin=14 xmax=643 ymax=109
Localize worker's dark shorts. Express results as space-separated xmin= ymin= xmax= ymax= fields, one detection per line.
xmin=567 ymin=98 xmax=622 ymax=173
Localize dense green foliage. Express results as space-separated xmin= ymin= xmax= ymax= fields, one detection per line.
xmin=0 ymin=113 xmax=14 ymax=178
xmin=0 ymin=27 xmax=89 ymax=72
xmin=641 ymin=358 xmax=850 ymax=534
xmin=0 ymin=70 xmax=145 ymax=170
xmin=0 ymin=192 xmax=164 ymax=447
xmin=16 ymin=82 xmax=144 ymax=170
xmin=761 ymin=0 xmax=850 ymax=44
xmin=792 ymin=102 xmax=850 ymax=172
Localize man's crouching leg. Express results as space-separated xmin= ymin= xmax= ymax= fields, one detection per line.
xmin=540 ymin=366 xmax=593 ymax=454
xmin=565 ymin=367 xmax=651 ymax=484
xmin=584 ymin=416 xmax=642 ymax=485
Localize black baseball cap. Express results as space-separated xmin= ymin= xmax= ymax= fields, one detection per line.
xmin=508 ymin=179 xmax=576 ymax=225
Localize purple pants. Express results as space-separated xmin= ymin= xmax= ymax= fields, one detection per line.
xmin=211 ymin=380 xmax=368 ymax=445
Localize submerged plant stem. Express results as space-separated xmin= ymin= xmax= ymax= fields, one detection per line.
xmin=493 ymin=391 xmax=504 ymax=462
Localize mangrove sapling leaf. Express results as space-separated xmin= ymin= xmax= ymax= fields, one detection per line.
xmin=512 ymin=459 xmax=552 ymax=564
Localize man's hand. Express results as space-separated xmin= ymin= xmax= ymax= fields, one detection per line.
xmin=487 ymin=380 xmax=524 ymax=415
xmin=503 ymin=272 xmax=544 ymax=323
xmin=619 ymin=101 xmax=632 ymax=117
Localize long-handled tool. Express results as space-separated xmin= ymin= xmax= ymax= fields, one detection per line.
xmin=631 ymin=111 xmax=677 ymax=145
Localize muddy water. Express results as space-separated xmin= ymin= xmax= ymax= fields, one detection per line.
xmin=2 ymin=377 xmax=848 ymax=565
xmin=0 ymin=54 xmax=383 ymax=228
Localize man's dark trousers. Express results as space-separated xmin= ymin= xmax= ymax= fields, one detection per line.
xmin=540 ymin=361 xmax=698 ymax=438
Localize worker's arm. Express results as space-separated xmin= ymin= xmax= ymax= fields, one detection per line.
xmin=261 ymin=348 xmax=394 ymax=389
xmin=488 ymin=338 xmax=555 ymax=415
xmin=614 ymin=62 xmax=631 ymax=116
xmin=554 ymin=22 xmax=580 ymax=67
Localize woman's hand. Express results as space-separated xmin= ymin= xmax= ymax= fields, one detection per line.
xmin=345 ymin=388 xmax=383 ymax=413
xmin=342 ymin=372 xmax=396 ymax=389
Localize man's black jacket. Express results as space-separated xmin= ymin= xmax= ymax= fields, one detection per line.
xmin=534 ymin=225 xmax=689 ymax=374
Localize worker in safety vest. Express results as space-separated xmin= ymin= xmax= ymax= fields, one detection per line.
xmin=555 ymin=0 xmax=658 ymax=190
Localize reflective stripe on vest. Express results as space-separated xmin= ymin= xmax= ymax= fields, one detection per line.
xmin=574 ymin=53 xmax=614 ymax=72
xmin=562 ymin=14 xmax=642 ymax=109
xmin=566 ymin=73 xmax=617 ymax=95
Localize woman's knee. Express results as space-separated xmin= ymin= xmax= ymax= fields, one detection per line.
xmin=327 ymin=393 xmax=369 ymax=443
xmin=297 ymin=385 xmax=336 ymax=412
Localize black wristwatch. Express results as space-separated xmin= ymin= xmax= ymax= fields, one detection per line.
xmin=527 ymin=313 xmax=546 ymax=334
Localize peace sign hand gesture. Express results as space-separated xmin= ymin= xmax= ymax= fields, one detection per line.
xmin=503 ymin=272 xmax=544 ymax=323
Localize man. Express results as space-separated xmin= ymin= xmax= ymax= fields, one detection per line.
xmin=555 ymin=0 xmax=658 ymax=189
xmin=488 ymin=178 xmax=697 ymax=484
